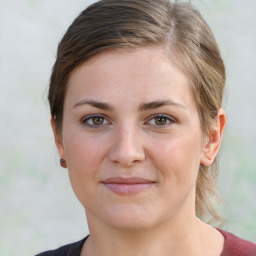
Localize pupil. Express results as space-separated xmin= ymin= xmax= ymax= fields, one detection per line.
xmin=156 ymin=117 xmax=166 ymax=125
xmin=93 ymin=117 xmax=103 ymax=125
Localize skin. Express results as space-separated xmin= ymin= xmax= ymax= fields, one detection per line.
xmin=52 ymin=47 xmax=226 ymax=256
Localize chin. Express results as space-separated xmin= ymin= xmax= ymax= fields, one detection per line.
xmin=99 ymin=204 xmax=164 ymax=231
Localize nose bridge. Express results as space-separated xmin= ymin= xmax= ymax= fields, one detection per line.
xmin=109 ymin=122 xmax=145 ymax=166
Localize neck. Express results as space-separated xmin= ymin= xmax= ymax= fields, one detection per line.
xmin=81 ymin=211 xmax=219 ymax=256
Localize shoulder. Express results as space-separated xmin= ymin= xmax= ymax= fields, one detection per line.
xmin=35 ymin=236 xmax=88 ymax=256
xmin=217 ymin=229 xmax=256 ymax=256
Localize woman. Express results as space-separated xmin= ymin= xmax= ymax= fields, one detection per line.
xmin=36 ymin=0 xmax=256 ymax=255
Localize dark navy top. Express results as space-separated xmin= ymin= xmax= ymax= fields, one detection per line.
xmin=35 ymin=230 xmax=256 ymax=256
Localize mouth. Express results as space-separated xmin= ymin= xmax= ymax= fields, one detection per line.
xmin=101 ymin=177 xmax=156 ymax=196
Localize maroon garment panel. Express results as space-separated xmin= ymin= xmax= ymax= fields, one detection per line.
xmin=217 ymin=229 xmax=256 ymax=256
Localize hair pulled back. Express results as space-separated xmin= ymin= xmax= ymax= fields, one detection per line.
xmin=48 ymin=0 xmax=226 ymax=224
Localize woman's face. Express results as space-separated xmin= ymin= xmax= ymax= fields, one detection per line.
xmin=54 ymin=47 xmax=215 ymax=230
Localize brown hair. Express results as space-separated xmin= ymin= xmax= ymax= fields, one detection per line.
xmin=48 ymin=0 xmax=225 ymax=224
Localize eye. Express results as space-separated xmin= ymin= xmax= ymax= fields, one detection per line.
xmin=81 ymin=115 xmax=109 ymax=127
xmin=147 ymin=114 xmax=175 ymax=126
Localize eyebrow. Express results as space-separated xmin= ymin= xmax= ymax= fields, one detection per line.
xmin=73 ymin=99 xmax=114 ymax=110
xmin=139 ymin=100 xmax=187 ymax=111
xmin=73 ymin=99 xmax=186 ymax=111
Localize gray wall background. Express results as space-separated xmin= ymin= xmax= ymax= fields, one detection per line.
xmin=0 ymin=0 xmax=255 ymax=255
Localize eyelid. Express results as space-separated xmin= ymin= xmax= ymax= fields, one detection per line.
xmin=80 ymin=114 xmax=111 ymax=127
xmin=145 ymin=114 xmax=175 ymax=126
xmin=80 ymin=113 xmax=175 ymax=128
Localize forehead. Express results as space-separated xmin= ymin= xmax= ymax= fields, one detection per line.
xmin=66 ymin=47 xmax=195 ymax=108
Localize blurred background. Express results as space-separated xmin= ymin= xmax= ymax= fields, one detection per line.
xmin=0 ymin=0 xmax=255 ymax=255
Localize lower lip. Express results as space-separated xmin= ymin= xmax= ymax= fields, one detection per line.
xmin=103 ymin=183 xmax=154 ymax=195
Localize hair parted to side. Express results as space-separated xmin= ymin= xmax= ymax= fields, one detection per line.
xmin=48 ymin=0 xmax=226 ymax=224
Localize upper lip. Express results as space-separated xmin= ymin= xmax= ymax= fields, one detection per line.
xmin=102 ymin=177 xmax=155 ymax=184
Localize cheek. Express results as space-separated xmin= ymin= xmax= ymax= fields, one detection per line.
xmin=62 ymin=129 xmax=110 ymax=201
xmin=144 ymin=133 xmax=203 ymax=216
xmin=67 ymin=138 xmax=103 ymax=166
xmin=149 ymin=133 xmax=202 ymax=188
xmin=63 ymin=123 xmax=110 ymax=170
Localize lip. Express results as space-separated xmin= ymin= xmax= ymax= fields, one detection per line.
xmin=101 ymin=177 xmax=155 ymax=196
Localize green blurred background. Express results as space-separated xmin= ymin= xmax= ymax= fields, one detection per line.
xmin=0 ymin=0 xmax=255 ymax=255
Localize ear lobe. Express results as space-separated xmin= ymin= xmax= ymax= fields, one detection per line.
xmin=50 ymin=118 xmax=65 ymax=160
xmin=200 ymin=108 xmax=226 ymax=166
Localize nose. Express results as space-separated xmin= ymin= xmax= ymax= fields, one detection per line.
xmin=108 ymin=125 xmax=145 ymax=167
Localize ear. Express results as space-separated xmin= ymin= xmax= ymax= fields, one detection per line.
xmin=50 ymin=118 xmax=66 ymax=161
xmin=200 ymin=108 xmax=226 ymax=166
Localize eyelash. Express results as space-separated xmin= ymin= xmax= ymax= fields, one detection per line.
xmin=81 ymin=114 xmax=110 ymax=127
xmin=80 ymin=114 xmax=175 ymax=128
xmin=146 ymin=114 xmax=175 ymax=127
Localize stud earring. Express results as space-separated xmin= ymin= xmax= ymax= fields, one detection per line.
xmin=60 ymin=158 xmax=67 ymax=168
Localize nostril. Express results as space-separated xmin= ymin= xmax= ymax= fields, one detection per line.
xmin=108 ymin=144 xmax=145 ymax=166
xmin=108 ymin=127 xmax=145 ymax=166
xmin=109 ymin=151 xmax=145 ymax=167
